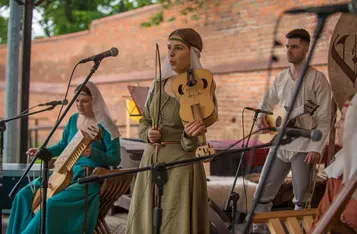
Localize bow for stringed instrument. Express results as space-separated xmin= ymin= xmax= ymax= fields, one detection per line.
xmin=171 ymin=68 xmax=218 ymax=158
xmin=31 ymin=125 xmax=100 ymax=213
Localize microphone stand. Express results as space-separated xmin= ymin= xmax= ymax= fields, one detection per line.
xmin=0 ymin=105 xmax=57 ymax=232
xmin=1 ymin=105 xmax=58 ymax=169
xmin=1 ymin=105 xmax=57 ymax=156
xmin=243 ymin=13 xmax=328 ymax=234
xmin=8 ymin=60 xmax=102 ymax=234
xmin=78 ymin=139 xmax=295 ymax=234
xmin=224 ymin=109 xmax=260 ymax=234
xmin=152 ymin=162 xmax=167 ymax=234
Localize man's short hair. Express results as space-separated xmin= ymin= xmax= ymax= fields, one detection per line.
xmin=286 ymin=28 xmax=311 ymax=45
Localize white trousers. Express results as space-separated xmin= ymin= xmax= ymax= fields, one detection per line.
xmin=254 ymin=148 xmax=313 ymax=211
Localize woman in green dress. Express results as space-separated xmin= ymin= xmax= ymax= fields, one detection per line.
xmin=126 ymin=28 xmax=217 ymax=234
xmin=6 ymin=81 xmax=121 ymax=234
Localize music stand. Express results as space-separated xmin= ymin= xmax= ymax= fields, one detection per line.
xmin=127 ymin=85 xmax=149 ymax=116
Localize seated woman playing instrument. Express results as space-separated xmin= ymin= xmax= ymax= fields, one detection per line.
xmin=6 ymin=81 xmax=121 ymax=234
xmin=309 ymin=95 xmax=357 ymax=233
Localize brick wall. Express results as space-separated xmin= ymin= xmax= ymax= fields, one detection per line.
xmin=0 ymin=0 xmax=346 ymax=147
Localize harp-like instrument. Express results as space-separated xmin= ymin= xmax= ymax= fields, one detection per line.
xmin=32 ymin=125 xmax=100 ymax=213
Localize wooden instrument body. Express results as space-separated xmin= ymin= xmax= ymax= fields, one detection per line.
xmin=32 ymin=170 xmax=73 ymax=213
xmin=266 ymin=100 xmax=318 ymax=128
xmin=266 ymin=107 xmax=298 ymax=129
xmin=171 ymin=68 xmax=218 ymax=157
xmin=172 ymin=68 xmax=218 ymax=128
xmin=258 ymin=100 xmax=319 ymax=144
xmin=32 ymin=126 xmax=100 ymax=213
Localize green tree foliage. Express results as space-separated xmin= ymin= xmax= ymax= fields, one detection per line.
xmin=0 ymin=15 xmax=8 ymax=44
xmin=0 ymin=0 xmax=9 ymax=44
xmin=140 ymin=0 xmax=220 ymax=27
xmin=40 ymin=0 xmax=154 ymax=36
xmin=0 ymin=0 xmax=218 ymax=43
xmin=0 ymin=0 xmax=155 ymax=41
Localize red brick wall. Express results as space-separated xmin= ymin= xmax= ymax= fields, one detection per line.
xmin=0 ymin=0 xmax=345 ymax=146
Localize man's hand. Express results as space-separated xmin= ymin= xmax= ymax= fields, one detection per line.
xmin=148 ymin=128 xmax=161 ymax=143
xmin=256 ymin=114 xmax=270 ymax=134
xmin=304 ymin=151 xmax=321 ymax=164
xmin=82 ymin=147 xmax=91 ymax=157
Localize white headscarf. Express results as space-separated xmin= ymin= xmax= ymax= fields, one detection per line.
xmin=84 ymin=81 xmax=120 ymax=140
xmin=325 ymin=93 xmax=357 ymax=199
xmin=160 ymin=46 xmax=203 ymax=80
xmin=342 ymin=94 xmax=357 ymax=199
xmin=324 ymin=148 xmax=344 ymax=179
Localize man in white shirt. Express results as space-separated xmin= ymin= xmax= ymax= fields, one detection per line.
xmin=252 ymin=28 xmax=332 ymax=233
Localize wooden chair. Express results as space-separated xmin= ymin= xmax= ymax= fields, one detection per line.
xmin=252 ymin=209 xmax=317 ymax=234
xmin=252 ymin=207 xmax=356 ymax=234
xmin=93 ymin=168 xmax=134 ymax=234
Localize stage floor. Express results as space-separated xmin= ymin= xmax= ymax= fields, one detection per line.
xmin=2 ymin=212 xmax=128 ymax=234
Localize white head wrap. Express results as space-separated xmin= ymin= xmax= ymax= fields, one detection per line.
xmin=160 ymin=46 xmax=202 ymax=80
xmin=342 ymin=94 xmax=357 ymax=199
xmin=325 ymin=93 xmax=357 ymax=199
xmin=83 ymin=81 xmax=120 ymax=140
xmin=324 ymin=149 xmax=344 ymax=179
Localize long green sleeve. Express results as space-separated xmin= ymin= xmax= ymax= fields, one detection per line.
xmin=89 ymin=128 xmax=121 ymax=167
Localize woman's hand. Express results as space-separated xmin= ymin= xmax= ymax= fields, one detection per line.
xmin=82 ymin=147 xmax=91 ymax=157
xmin=184 ymin=120 xmax=206 ymax=138
xmin=148 ymin=128 xmax=161 ymax=143
xmin=48 ymin=158 xmax=57 ymax=169
xmin=27 ymin=148 xmax=56 ymax=169
xmin=26 ymin=148 xmax=38 ymax=160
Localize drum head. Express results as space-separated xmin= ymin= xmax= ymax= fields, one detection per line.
xmin=328 ymin=13 xmax=357 ymax=110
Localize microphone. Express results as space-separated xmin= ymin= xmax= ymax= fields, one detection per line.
xmin=79 ymin=47 xmax=119 ymax=64
xmin=269 ymin=127 xmax=322 ymax=142
xmin=245 ymin=107 xmax=273 ymax=115
xmin=286 ymin=128 xmax=322 ymax=141
xmin=38 ymin=99 xmax=68 ymax=106
xmin=284 ymin=1 xmax=357 ymax=15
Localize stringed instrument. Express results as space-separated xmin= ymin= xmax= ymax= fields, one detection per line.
xmin=171 ymin=68 xmax=218 ymax=157
xmin=257 ymin=100 xmax=319 ymax=144
xmin=32 ymin=125 xmax=100 ymax=213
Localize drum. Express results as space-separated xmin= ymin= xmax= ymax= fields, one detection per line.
xmin=328 ymin=13 xmax=357 ymax=109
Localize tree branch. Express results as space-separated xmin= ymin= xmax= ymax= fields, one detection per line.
xmin=14 ymin=0 xmax=24 ymax=5
xmin=65 ymin=0 xmax=73 ymax=23
xmin=35 ymin=0 xmax=45 ymax=6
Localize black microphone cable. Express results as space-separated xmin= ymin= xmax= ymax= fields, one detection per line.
xmin=55 ymin=62 xmax=81 ymax=123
